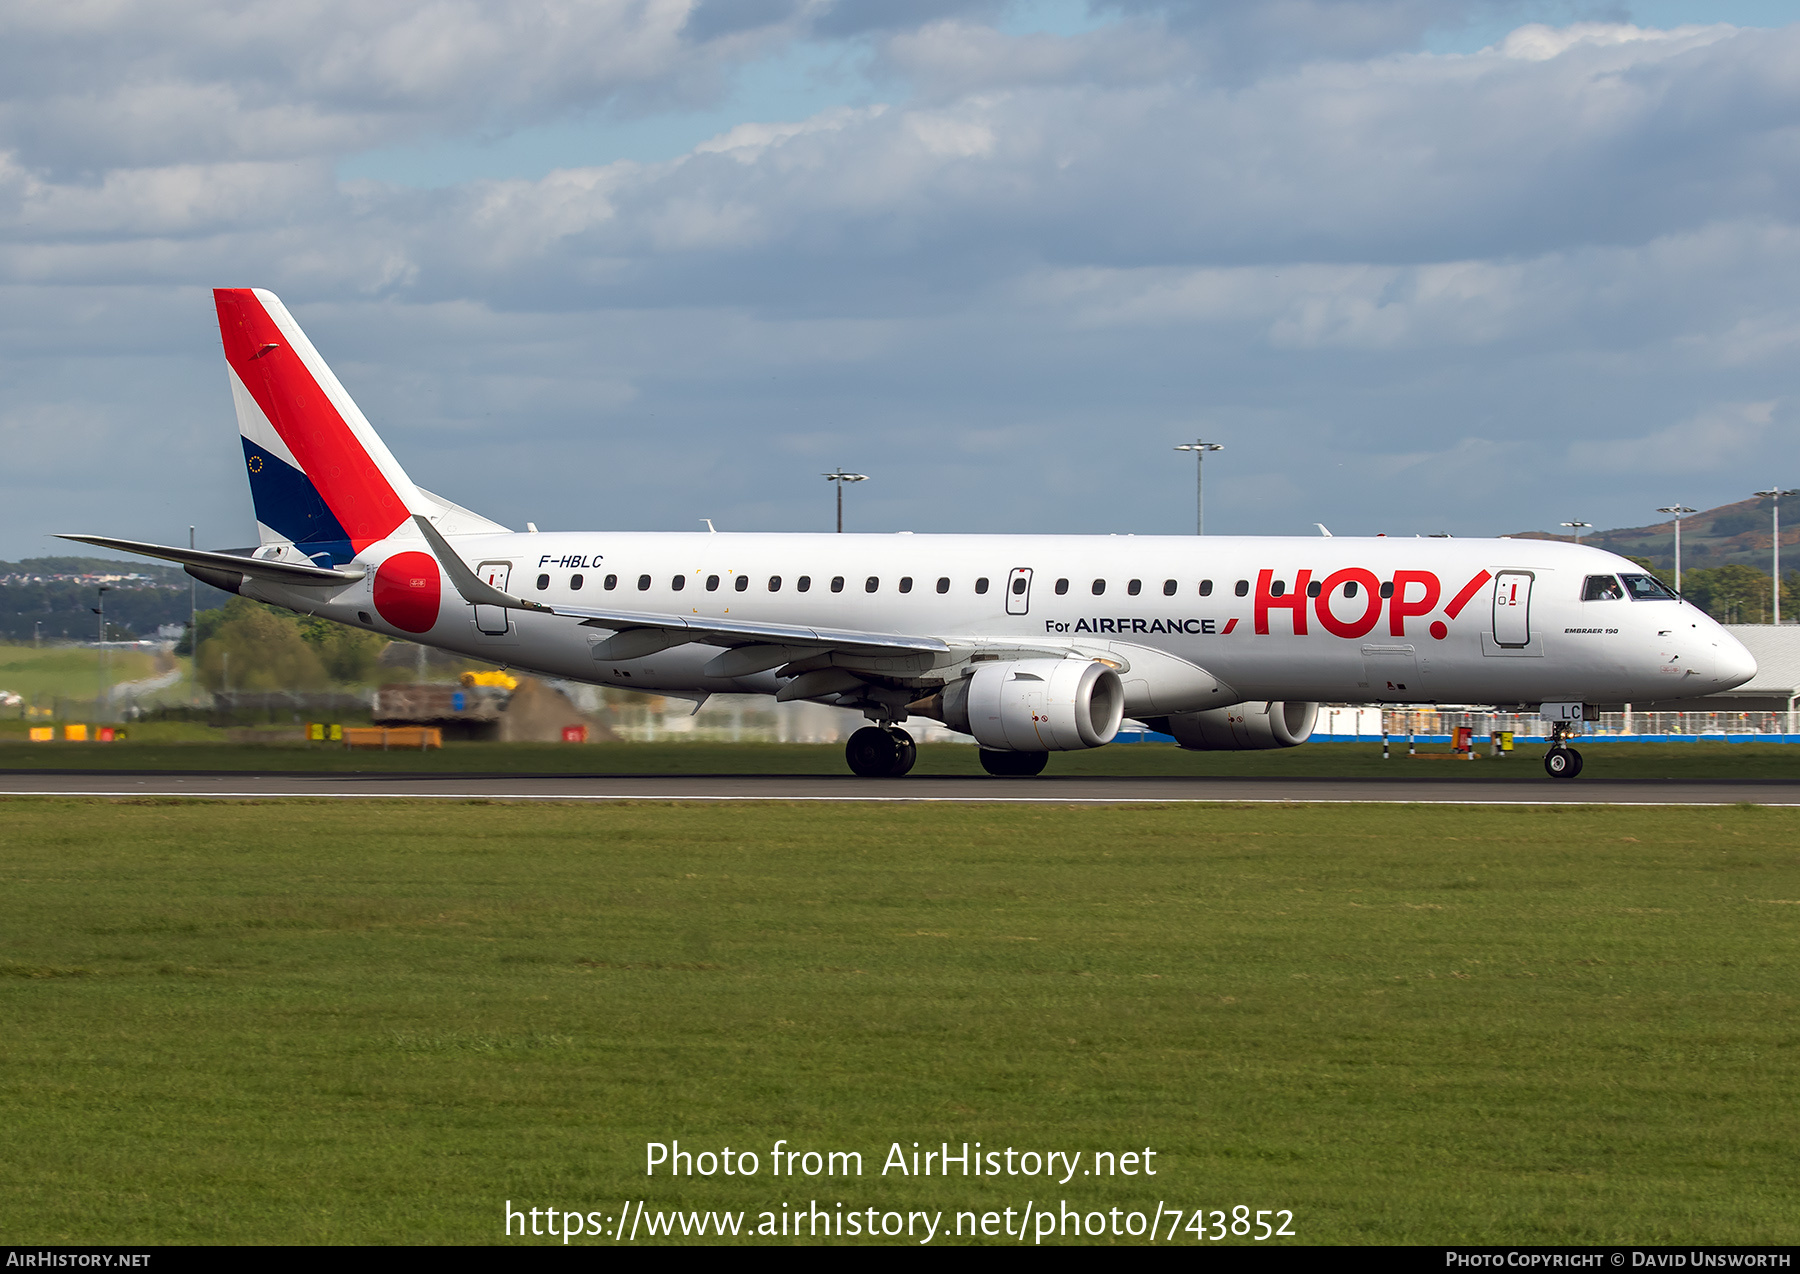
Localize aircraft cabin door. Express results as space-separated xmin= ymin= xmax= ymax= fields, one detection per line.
xmin=1005 ymin=567 xmax=1033 ymax=616
xmin=474 ymin=560 xmax=513 ymax=635
xmin=1492 ymin=570 xmax=1533 ymax=648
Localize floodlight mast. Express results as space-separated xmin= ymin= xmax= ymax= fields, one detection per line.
xmin=823 ymin=468 xmax=868 ymax=533
xmin=1173 ymin=441 xmax=1224 ymax=535
xmin=1560 ymin=520 xmax=1592 ymax=546
xmin=1753 ymin=488 xmax=1798 ymax=624
xmin=1657 ymin=505 xmax=1697 ymax=592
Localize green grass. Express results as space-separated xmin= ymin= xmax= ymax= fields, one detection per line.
xmin=0 ymin=736 xmax=1796 ymax=780
xmin=1 ymin=799 xmax=1797 ymax=1244
xmin=0 ymin=643 xmax=164 ymax=702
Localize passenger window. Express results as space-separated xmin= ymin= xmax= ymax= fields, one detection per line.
xmin=865 ymin=576 xmax=879 ymax=593
xmin=975 ymin=578 xmax=989 ymax=594
xmin=1379 ymin=581 xmax=1393 ymax=599
xmin=735 ymin=575 xmax=749 ymax=592
xmin=672 ymin=575 xmax=686 ymax=591
xmin=1127 ymin=579 xmax=1142 ymax=596
xmin=1270 ymin=579 xmax=1286 ymax=597
xmin=831 ymin=576 xmax=845 ymax=593
xmin=536 ymin=573 xmax=550 ymax=591
xmin=1162 ymin=579 xmax=1176 ymax=596
xmin=571 ymin=574 xmax=584 ymax=591
xmin=1092 ymin=579 xmax=1106 ymax=595
xmin=604 ymin=574 xmax=618 ymax=590
xmin=1343 ymin=580 xmax=1358 ymax=597
xmin=797 ymin=576 xmax=812 ymax=592
xmin=899 ymin=577 xmax=913 ymax=593
xmin=1306 ymin=580 xmax=1321 ymax=598
xmin=1234 ymin=580 xmax=1248 ymax=597
xmin=1582 ymin=574 xmax=1625 ymax=601
xmin=936 ymin=577 xmax=950 ymax=593
xmin=1199 ymin=579 xmax=1213 ymax=597
xmin=637 ymin=575 xmax=651 ymax=591
xmin=705 ymin=574 xmax=720 ymax=591
xmin=1011 ymin=577 xmax=1026 ymax=595
xmin=1055 ymin=578 xmax=1069 ymax=595
xmin=768 ymin=576 xmax=782 ymax=592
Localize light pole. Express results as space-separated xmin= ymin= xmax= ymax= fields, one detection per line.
xmin=1657 ymin=505 xmax=1696 ymax=592
xmin=1753 ymin=488 xmax=1797 ymax=624
xmin=823 ymin=468 xmax=868 ymax=533
xmin=1560 ymin=520 xmax=1592 ymax=545
xmin=91 ymin=585 xmax=111 ymax=715
xmin=189 ymin=525 xmax=199 ymax=703
xmin=1173 ymin=441 xmax=1224 ymax=535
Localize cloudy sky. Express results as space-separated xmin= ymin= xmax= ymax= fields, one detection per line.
xmin=5 ymin=0 xmax=1800 ymax=558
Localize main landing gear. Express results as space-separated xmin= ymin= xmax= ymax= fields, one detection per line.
xmin=978 ymin=749 xmax=1048 ymax=777
xmin=1543 ymin=722 xmax=1584 ymax=779
xmin=846 ymin=726 xmax=917 ymax=778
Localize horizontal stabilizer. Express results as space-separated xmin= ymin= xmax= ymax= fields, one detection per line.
xmin=56 ymin=533 xmax=367 ymax=586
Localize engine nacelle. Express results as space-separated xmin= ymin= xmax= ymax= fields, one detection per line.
xmin=1153 ymin=701 xmax=1318 ymax=750
xmin=933 ymin=659 xmax=1125 ymax=752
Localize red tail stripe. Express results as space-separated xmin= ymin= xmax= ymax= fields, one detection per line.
xmin=215 ymin=289 xmax=405 ymax=552
xmin=1444 ymin=570 xmax=1493 ymax=620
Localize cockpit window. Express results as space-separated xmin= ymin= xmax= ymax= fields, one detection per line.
xmin=1619 ymin=572 xmax=1680 ymax=601
xmin=1582 ymin=575 xmax=1625 ymax=601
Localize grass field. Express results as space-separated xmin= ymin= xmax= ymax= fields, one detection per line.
xmin=1 ymin=798 xmax=1796 ymax=1245
xmin=0 ymin=735 xmax=1796 ymax=781
xmin=0 ymin=644 xmax=165 ymax=703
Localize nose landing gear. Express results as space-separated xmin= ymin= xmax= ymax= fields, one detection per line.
xmin=1543 ymin=722 xmax=1584 ymax=779
xmin=846 ymin=725 xmax=917 ymax=778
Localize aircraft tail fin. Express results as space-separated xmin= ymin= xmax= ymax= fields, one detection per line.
xmin=214 ymin=287 xmax=429 ymax=564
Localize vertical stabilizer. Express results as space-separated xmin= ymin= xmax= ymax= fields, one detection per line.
xmin=215 ymin=288 xmax=425 ymax=563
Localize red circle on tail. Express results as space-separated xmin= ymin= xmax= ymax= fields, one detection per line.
xmin=373 ymin=551 xmax=442 ymax=634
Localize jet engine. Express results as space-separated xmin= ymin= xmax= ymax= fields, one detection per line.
xmin=922 ymin=658 xmax=1125 ymax=751
xmin=1148 ymin=701 xmax=1318 ymax=750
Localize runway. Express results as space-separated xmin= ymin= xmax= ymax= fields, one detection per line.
xmin=3 ymin=770 xmax=1799 ymax=805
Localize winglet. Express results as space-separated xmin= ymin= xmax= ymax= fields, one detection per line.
xmin=411 ymin=515 xmax=552 ymax=612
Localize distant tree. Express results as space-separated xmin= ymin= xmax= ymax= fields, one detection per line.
xmin=196 ymin=598 xmax=329 ymax=691
xmin=188 ymin=598 xmax=390 ymax=687
xmin=1678 ymin=565 xmax=1772 ymax=624
xmin=296 ymin=615 xmax=389 ymax=682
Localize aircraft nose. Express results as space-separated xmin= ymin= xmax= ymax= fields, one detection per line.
xmin=1711 ymin=630 xmax=1758 ymax=690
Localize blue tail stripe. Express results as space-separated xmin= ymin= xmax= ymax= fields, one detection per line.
xmin=241 ymin=437 xmax=354 ymax=566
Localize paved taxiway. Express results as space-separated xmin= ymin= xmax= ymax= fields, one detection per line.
xmin=2 ymin=771 xmax=1798 ymax=805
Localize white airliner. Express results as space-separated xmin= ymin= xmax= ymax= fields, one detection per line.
xmin=64 ymin=289 xmax=1756 ymax=779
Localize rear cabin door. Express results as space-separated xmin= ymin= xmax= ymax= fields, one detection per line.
xmin=1492 ymin=570 xmax=1533 ymax=648
xmin=475 ymin=560 xmax=512 ymax=635
xmin=1005 ymin=567 xmax=1034 ymax=616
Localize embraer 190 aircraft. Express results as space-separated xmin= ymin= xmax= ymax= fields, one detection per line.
xmin=64 ymin=289 xmax=1757 ymax=779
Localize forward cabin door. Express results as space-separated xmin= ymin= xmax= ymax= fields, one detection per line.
xmin=475 ymin=560 xmax=512 ymax=635
xmin=1005 ymin=567 xmax=1034 ymax=616
xmin=1492 ymin=570 xmax=1533 ymax=648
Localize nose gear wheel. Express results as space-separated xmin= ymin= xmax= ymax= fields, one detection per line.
xmin=1544 ymin=746 xmax=1584 ymax=779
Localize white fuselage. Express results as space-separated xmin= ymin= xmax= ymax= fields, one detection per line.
xmin=240 ymin=530 xmax=1757 ymax=716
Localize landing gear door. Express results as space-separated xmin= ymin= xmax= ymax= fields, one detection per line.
xmin=1492 ymin=570 xmax=1533 ymax=648
xmin=1005 ymin=567 xmax=1033 ymax=616
xmin=475 ymin=560 xmax=512 ymax=636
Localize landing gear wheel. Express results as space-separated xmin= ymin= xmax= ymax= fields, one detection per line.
xmin=846 ymin=726 xmax=916 ymax=777
xmin=978 ymin=749 xmax=1049 ymax=777
xmin=1544 ymin=746 xmax=1584 ymax=779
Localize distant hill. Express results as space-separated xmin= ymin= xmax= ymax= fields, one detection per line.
xmin=1511 ymin=493 xmax=1798 ymax=574
xmin=0 ymin=556 xmax=235 ymax=644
